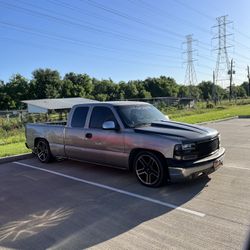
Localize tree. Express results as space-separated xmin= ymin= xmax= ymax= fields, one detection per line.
xmin=144 ymin=76 xmax=179 ymax=97
xmin=119 ymin=81 xmax=139 ymax=99
xmin=60 ymin=79 xmax=86 ymax=98
xmin=231 ymin=85 xmax=247 ymax=98
xmin=178 ymin=85 xmax=189 ymax=98
xmin=31 ymin=68 xmax=61 ymax=99
xmin=134 ymin=81 xmax=151 ymax=99
xmin=241 ymin=82 xmax=249 ymax=96
xmin=0 ymin=92 xmax=15 ymax=110
xmin=64 ymin=72 xmax=93 ymax=97
xmin=198 ymin=81 xmax=214 ymax=100
xmin=5 ymin=74 xmax=30 ymax=109
xmin=215 ymin=85 xmax=227 ymax=100
xmin=92 ymin=78 xmax=116 ymax=101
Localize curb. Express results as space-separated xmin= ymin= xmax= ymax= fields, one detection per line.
xmin=238 ymin=115 xmax=250 ymax=119
xmin=0 ymin=153 xmax=34 ymax=164
xmin=197 ymin=116 xmax=238 ymax=125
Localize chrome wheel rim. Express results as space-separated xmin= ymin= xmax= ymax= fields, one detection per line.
xmin=135 ymin=154 xmax=160 ymax=185
xmin=37 ymin=141 xmax=49 ymax=162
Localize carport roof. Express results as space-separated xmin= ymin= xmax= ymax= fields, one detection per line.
xmin=22 ymin=97 xmax=97 ymax=110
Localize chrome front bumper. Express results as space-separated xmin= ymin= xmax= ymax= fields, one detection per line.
xmin=168 ymin=147 xmax=225 ymax=182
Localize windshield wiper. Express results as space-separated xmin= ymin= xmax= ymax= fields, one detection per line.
xmin=154 ymin=119 xmax=169 ymax=123
xmin=134 ymin=123 xmax=151 ymax=128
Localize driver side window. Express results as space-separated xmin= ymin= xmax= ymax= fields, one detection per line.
xmin=89 ymin=107 xmax=117 ymax=129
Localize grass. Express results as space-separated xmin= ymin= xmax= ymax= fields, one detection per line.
xmin=0 ymin=128 xmax=26 ymax=145
xmin=169 ymin=104 xmax=250 ymax=124
xmin=0 ymin=142 xmax=30 ymax=158
xmin=0 ymin=113 xmax=63 ymax=158
xmin=0 ymin=127 xmax=31 ymax=158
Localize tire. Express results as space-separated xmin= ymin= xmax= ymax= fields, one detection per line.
xmin=133 ymin=151 xmax=166 ymax=187
xmin=36 ymin=139 xmax=53 ymax=163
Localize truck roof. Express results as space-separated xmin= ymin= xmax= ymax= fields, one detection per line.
xmin=105 ymin=101 xmax=149 ymax=106
xmin=72 ymin=101 xmax=149 ymax=108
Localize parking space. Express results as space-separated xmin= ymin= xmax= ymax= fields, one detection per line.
xmin=0 ymin=118 xmax=250 ymax=249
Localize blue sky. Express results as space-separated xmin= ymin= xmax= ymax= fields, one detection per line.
xmin=0 ymin=0 xmax=250 ymax=86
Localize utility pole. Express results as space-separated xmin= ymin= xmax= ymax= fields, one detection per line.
xmin=247 ymin=66 xmax=250 ymax=97
xmin=212 ymin=15 xmax=233 ymax=88
xmin=228 ymin=59 xmax=235 ymax=101
xmin=183 ymin=34 xmax=198 ymax=97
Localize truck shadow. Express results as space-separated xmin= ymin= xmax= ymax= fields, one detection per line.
xmin=0 ymin=159 xmax=210 ymax=249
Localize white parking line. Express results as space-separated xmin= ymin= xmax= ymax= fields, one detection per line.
xmin=224 ymin=166 xmax=250 ymax=171
xmin=13 ymin=161 xmax=205 ymax=218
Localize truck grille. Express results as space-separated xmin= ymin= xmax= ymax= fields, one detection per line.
xmin=197 ymin=136 xmax=219 ymax=158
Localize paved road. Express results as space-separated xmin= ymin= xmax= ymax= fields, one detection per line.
xmin=0 ymin=118 xmax=249 ymax=250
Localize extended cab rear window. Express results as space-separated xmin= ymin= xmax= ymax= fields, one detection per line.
xmin=71 ymin=107 xmax=89 ymax=128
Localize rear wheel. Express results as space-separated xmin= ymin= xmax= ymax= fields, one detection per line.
xmin=133 ymin=151 xmax=166 ymax=187
xmin=36 ymin=139 xmax=53 ymax=163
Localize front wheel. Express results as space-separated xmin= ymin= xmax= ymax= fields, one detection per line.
xmin=133 ymin=151 xmax=166 ymax=187
xmin=36 ymin=139 xmax=53 ymax=163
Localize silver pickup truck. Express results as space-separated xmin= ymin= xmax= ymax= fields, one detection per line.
xmin=25 ymin=101 xmax=225 ymax=187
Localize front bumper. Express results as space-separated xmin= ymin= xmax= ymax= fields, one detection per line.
xmin=167 ymin=147 xmax=225 ymax=182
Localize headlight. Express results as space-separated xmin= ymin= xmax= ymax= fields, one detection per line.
xmin=174 ymin=143 xmax=196 ymax=151
xmin=181 ymin=143 xmax=196 ymax=150
xmin=174 ymin=143 xmax=198 ymax=160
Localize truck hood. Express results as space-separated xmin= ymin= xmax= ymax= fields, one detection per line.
xmin=134 ymin=121 xmax=218 ymax=142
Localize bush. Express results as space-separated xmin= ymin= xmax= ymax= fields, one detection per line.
xmin=216 ymin=106 xmax=226 ymax=110
xmin=0 ymin=117 xmax=23 ymax=131
xmin=206 ymin=103 xmax=214 ymax=109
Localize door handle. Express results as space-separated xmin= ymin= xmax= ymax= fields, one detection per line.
xmin=85 ymin=133 xmax=92 ymax=139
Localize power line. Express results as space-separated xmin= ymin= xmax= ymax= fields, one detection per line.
xmin=0 ymin=0 xmax=181 ymax=50
xmin=235 ymin=28 xmax=250 ymax=41
xmin=0 ymin=20 xmax=184 ymax=61
xmin=172 ymin=0 xmax=214 ymax=21
xmin=84 ymin=0 xmax=183 ymax=39
xmin=0 ymin=36 xmax=183 ymax=69
xmin=23 ymin=0 xmax=184 ymax=44
xmin=128 ymin=0 xmax=210 ymax=34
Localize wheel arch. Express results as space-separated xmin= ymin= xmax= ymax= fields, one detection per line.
xmin=34 ymin=137 xmax=48 ymax=148
xmin=34 ymin=137 xmax=54 ymax=163
xmin=129 ymin=148 xmax=169 ymax=176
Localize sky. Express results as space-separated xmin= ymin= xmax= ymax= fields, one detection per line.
xmin=0 ymin=0 xmax=250 ymax=87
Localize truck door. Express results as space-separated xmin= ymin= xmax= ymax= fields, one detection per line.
xmin=65 ymin=106 xmax=126 ymax=169
xmin=83 ymin=106 xmax=126 ymax=168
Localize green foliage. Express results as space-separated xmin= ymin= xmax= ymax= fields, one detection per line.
xmin=0 ymin=68 xmax=250 ymax=111
xmin=144 ymin=76 xmax=179 ymax=97
xmin=231 ymin=85 xmax=247 ymax=98
xmin=171 ymin=104 xmax=250 ymax=124
xmin=32 ymin=68 xmax=61 ymax=99
xmin=241 ymin=82 xmax=250 ymax=96
xmin=206 ymin=103 xmax=214 ymax=109
xmin=0 ymin=142 xmax=30 ymax=158
xmin=0 ymin=117 xmax=23 ymax=131
xmin=63 ymin=72 xmax=92 ymax=97
xmin=4 ymin=74 xmax=30 ymax=109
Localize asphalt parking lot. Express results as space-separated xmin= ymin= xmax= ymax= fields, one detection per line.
xmin=0 ymin=118 xmax=250 ymax=250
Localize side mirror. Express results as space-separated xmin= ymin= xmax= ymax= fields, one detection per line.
xmin=102 ymin=121 xmax=118 ymax=130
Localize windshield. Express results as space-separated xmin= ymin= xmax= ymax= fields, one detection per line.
xmin=115 ymin=104 xmax=168 ymax=128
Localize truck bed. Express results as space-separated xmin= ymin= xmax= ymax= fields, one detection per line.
xmin=26 ymin=122 xmax=66 ymax=157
